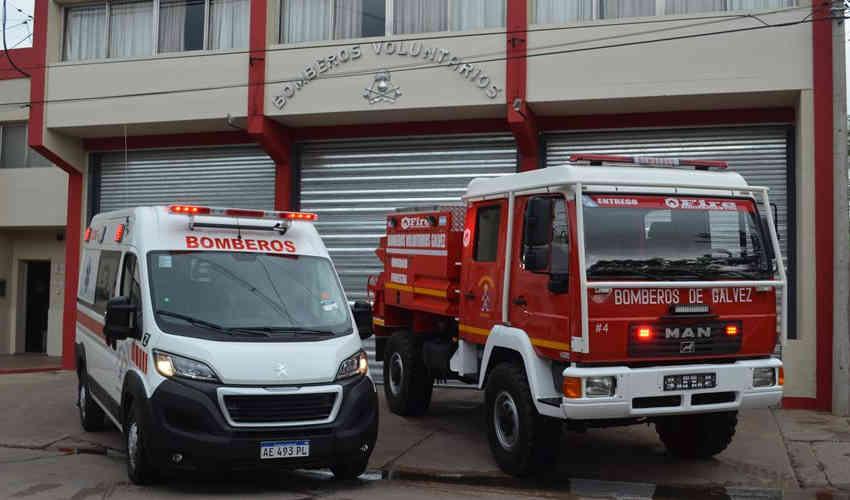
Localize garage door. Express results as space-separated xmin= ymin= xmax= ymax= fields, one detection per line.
xmin=96 ymin=146 xmax=275 ymax=213
xmin=546 ymin=126 xmax=793 ymax=338
xmin=299 ymin=134 xmax=518 ymax=301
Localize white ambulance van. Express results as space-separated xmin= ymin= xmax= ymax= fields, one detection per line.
xmin=74 ymin=205 xmax=378 ymax=484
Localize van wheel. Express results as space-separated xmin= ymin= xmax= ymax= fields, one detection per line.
xmin=330 ymin=456 xmax=369 ymax=480
xmin=656 ymin=411 xmax=737 ymax=459
xmin=78 ymin=368 xmax=104 ymax=432
xmin=125 ymin=402 xmax=158 ymax=485
xmin=383 ymin=331 xmax=433 ymax=416
xmin=485 ymin=362 xmax=561 ymax=477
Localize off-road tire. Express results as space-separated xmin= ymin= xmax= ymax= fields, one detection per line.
xmin=655 ymin=411 xmax=738 ymax=459
xmin=78 ymin=368 xmax=105 ymax=432
xmin=330 ymin=456 xmax=370 ymax=480
xmin=125 ymin=401 xmax=158 ymax=485
xmin=485 ymin=362 xmax=561 ymax=477
xmin=383 ymin=330 xmax=433 ymax=416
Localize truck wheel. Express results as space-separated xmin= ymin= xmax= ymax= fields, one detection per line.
xmin=485 ymin=362 xmax=561 ymax=477
xmin=383 ymin=331 xmax=433 ymax=416
xmin=125 ymin=401 xmax=158 ymax=485
xmin=330 ymin=456 xmax=370 ymax=480
xmin=78 ymin=367 xmax=104 ymax=432
xmin=656 ymin=411 xmax=737 ymax=459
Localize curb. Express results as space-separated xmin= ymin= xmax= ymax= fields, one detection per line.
xmin=0 ymin=367 xmax=63 ymax=375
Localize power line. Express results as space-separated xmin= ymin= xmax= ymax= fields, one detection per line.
xmin=4 ymin=3 xmax=812 ymax=73
xmin=2 ymin=0 xmax=30 ymax=77
xmin=11 ymin=30 xmax=31 ymax=48
xmin=0 ymin=7 xmax=838 ymax=108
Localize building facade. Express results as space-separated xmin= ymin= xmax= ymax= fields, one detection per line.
xmin=0 ymin=0 xmax=847 ymax=413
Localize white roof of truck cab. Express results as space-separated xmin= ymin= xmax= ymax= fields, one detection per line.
xmin=88 ymin=206 xmax=329 ymax=259
xmin=463 ymin=163 xmax=754 ymax=200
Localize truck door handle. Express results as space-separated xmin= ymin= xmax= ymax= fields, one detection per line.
xmin=464 ymin=291 xmax=475 ymax=300
xmin=513 ymin=296 xmax=527 ymax=307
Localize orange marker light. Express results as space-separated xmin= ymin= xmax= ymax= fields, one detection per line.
xmin=563 ymin=377 xmax=582 ymax=399
xmin=114 ymin=224 xmax=124 ymax=243
xmin=84 ymin=227 xmax=92 ymax=242
xmin=725 ymin=325 xmax=739 ymax=336
xmin=778 ymin=367 xmax=784 ymax=386
xmin=637 ymin=326 xmax=653 ymax=340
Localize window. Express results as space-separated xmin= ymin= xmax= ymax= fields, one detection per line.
xmin=520 ymin=197 xmax=569 ymax=273
xmin=0 ymin=124 xmax=52 ymax=169
xmin=62 ymin=0 xmax=249 ymax=61
xmin=534 ymin=0 xmax=794 ymax=24
xmin=473 ymin=205 xmax=502 ymax=262
xmin=120 ymin=253 xmax=143 ymax=333
xmin=279 ymin=0 xmax=504 ymax=43
xmin=94 ymin=250 xmax=122 ymax=314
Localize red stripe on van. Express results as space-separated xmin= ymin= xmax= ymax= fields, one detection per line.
xmin=76 ymin=310 xmax=105 ymax=342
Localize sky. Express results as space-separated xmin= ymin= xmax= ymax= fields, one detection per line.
xmin=2 ymin=1 xmax=850 ymax=107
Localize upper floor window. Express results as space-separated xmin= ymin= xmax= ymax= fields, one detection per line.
xmin=279 ymin=0 xmax=505 ymax=44
xmin=62 ymin=0 xmax=249 ymax=61
xmin=533 ymin=0 xmax=794 ymax=25
xmin=0 ymin=124 xmax=52 ymax=169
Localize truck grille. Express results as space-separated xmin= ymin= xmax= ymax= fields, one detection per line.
xmin=628 ymin=322 xmax=742 ymax=357
xmin=222 ymin=393 xmax=337 ymax=425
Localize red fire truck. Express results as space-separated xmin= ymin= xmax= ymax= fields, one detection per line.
xmin=365 ymin=155 xmax=786 ymax=476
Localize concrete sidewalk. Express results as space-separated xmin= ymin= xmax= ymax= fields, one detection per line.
xmin=0 ymin=354 xmax=62 ymax=374
xmin=1 ymin=371 xmax=848 ymax=497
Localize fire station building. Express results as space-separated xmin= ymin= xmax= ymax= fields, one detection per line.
xmin=0 ymin=0 xmax=847 ymax=413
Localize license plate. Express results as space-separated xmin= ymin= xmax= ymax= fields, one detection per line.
xmin=663 ymin=373 xmax=717 ymax=391
xmin=260 ymin=440 xmax=310 ymax=459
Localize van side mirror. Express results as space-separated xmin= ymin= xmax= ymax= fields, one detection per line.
xmin=104 ymin=296 xmax=137 ymax=341
xmin=351 ymin=301 xmax=373 ymax=340
xmin=524 ymin=197 xmax=554 ymax=247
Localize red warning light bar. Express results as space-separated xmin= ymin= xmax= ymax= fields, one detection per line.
xmin=569 ymin=154 xmax=727 ymax=170
xmin=84 ymin=227 xmax=92 ymax=242
xmin=167 ymin=205 xmax=317 ymax=221
xmin=114 ymin=224 xmax=125 ymax=243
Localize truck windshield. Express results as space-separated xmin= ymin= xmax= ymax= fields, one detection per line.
xmin=582 ymin=194 xmax=772 ymax=281
xmin=147 ymin=251 xmax=351 ymax=341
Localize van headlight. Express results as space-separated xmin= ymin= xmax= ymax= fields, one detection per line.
xmin=336 ymin=350 xmax=368 ymax=380
xmin=154 ymin=350 xmax=219 ymax=382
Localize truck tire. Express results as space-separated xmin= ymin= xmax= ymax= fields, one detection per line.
xmin=656 ymin=411 xmax=737 ymax=459
xmin=125 ymin=401 xmax=158 ymax=485
xmin=383 ymin=330 xmax=433 ymax=416
xmin=78 ymin=367 xmax=105 ymax=432
xmin=485 ymin=362 xmax=561 ymax=477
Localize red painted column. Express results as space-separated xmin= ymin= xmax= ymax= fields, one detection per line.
xmin=812 ymin=1 xmax=834 ymax=411
xmin=506 ymin=0 xmax=540 ymax=171
xmin=62 ymin=172 xmax=83 ymax=370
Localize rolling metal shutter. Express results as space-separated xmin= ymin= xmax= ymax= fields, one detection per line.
xmin=299 ymin=134 xmax=517 ymax=382
xmin=546 ymin=126 xmax=793 ymax=338
xmin=97 ymin=146 xmax=275 ymax=213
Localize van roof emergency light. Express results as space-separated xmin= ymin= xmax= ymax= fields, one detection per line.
xmin=569 ymin=154 xmax=728 ymax=171
xmin=168 ymin=205 xmax=318 ymax=222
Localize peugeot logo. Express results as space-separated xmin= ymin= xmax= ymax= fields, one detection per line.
xmin=680 ymin=341 xmax=696 ymax=354
xmin=275 ymin=363 xmax=288 ymax=378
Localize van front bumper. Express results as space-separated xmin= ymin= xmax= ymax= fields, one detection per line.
xmin=141 ymin=374 xmax=378 ymax=472
xmin=560 ymin=358 xmax=783 ymax=420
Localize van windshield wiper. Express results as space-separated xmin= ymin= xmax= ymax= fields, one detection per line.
xmin=230 ymin=326 xmax=339 ymax=336
xmin=155 ymin=310 xmax=269 ymax=337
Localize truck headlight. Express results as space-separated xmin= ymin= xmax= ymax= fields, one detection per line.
xmin=753 ymin=367 xmax=776 ymax=387
xmin=154 ymin=350 xmax=219 ymax=382
xmin=336 ymin=350 xmax=368 ymax=380
xmin=585 ymin=376 xmax=616 ymax=397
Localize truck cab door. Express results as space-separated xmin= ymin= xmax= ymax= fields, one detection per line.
xmin=508 ymin=195 xmax=572 ymax=359
xmin=459 ymin=200 xmax=508 ymax=342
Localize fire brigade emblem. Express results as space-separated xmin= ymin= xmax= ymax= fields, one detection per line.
xmin=363 ymin=71 xmax=402 ymax=104
xmin=477 ymin=276 xmax=496 ymax=315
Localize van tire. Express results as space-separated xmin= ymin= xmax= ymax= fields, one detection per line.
xmin=656 ymin=411 xmax=737 ymax=459
xmin=125 ymin=401 xmax=158 ymax=485
xmin=78 ymin=368 xmax=104 ymax=432
xmin=485 ymin=362 xmax=561 ymax=477
xmin=330 ymin=456 xmax=369 ymax=480
xmin=383 ymin=330 xmax=433 ymax=416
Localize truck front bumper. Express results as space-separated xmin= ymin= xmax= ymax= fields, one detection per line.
xmin=560 ymin=358 xmax=783 ymax=420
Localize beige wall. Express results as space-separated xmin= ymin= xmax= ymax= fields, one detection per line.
xmin=0 ymin=79 xmax=30 ymax=122
xmin=0 ymin=168 xmax=68 ymax=227
xmin=527 ymin=9 xmax=812 ymax=111
xmin=0 ymin=230 xmax=66 ymax=356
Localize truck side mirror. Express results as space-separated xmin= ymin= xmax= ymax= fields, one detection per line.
xmin=351 ymin=301 xmax=373 ymax=340
xmin=104 ymin=296 xmax=137 ymax=341
xmin=523 ymin=197 xmax=554 ymax=247
xmin=524 ymin=245 xmax=550 ymax=273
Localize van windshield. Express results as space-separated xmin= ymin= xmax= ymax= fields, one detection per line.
xmin=147 ymin=251 xmax=351 ymax=341
xmin=582 ymin=194 xmax=772 ymax=281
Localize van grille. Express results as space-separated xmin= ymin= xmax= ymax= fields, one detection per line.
xmin=223 ymin=393 xmax=336 ymax=424
xmin=628 ymin=322 xmax=742 ymax=357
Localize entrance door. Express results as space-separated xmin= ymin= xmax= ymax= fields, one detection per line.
xmin=25 ymin=261 xmax=50 ymax=353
